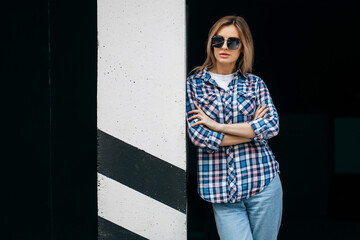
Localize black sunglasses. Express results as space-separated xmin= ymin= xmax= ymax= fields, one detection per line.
xmin=211 ymin=35 xmax=241 ymax=50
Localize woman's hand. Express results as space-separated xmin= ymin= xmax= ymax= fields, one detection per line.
xmin=188 ymin=104 xmax=221 ymax=131
xmin=253 ymin=105 xmax=268 ymax=120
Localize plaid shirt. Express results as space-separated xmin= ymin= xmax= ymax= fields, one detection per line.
xmin=186 ymin=68 xmax=280 ymax=203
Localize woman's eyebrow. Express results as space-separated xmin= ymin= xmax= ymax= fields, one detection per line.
xmin=215 ymin=34 xmax=239 ymax=38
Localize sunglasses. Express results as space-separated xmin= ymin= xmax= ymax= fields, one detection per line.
xmin=211 ymin=35 xmax=241 ymax=50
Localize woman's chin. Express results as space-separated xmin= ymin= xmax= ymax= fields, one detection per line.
xmin=216 ymin=59 xmax=236 ymax=67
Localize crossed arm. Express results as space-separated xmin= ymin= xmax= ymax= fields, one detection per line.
xmin=186 ymin=76 xmax=279 ymax=151
xmin=188 ymin=104 xmax=268 ymax=146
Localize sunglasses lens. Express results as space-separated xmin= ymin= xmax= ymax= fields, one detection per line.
xmin=211 ymin=36 xmax=224 ymax=48
xmin=212 ymin=36 xmax=240 ymax=50
xmin=228 ymin=38 xmax=240 ymax=50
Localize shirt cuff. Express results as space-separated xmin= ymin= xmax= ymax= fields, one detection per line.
xmin=205 ymin=130 xmax=224 ymax=153
xmin=248 ymin=118 xmax=267 ymax=141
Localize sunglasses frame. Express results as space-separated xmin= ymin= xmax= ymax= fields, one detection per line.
xmin=211 ymin=35 xmax=241 ymax=50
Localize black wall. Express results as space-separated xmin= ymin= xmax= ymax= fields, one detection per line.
xmin=4 ymin=0 xmax=97 ymax=239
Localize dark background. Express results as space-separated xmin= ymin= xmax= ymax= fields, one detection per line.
xmin=3 ymin=0 xmax=360 ymax=239
xmin=3 ymin=0 xmax=97 ymax=239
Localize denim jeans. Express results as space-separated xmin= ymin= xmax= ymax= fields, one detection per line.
xmin=212 ymin=174 xmax=283 ymax=240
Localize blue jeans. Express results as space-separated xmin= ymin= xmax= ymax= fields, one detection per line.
xmin=212 ymin=174 xmax=283 ymax=240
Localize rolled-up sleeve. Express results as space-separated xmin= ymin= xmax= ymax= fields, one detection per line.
xmin=186 ymin=77 xmax=224 ymax=153
xmin=248 ymin=78 xmax=279 ymax=141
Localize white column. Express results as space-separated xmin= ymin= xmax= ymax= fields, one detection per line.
xmin=97 ymin=0 xmax=186 ymax=239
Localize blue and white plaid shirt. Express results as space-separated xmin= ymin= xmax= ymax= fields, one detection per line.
xmin=186 ymin=68 xmax=280 ymax=203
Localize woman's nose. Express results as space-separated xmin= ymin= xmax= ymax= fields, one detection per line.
xmin=221 ymin=40 xmax=228 ymax=49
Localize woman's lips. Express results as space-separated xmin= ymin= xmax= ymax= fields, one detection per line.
xmin=219 ymin=53 xmax=230 ymax=58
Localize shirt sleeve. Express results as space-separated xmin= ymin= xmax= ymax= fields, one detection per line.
xmin=186 ymin=77 xmax=224 ymax=153
xmin=248 ymin=77 xmax=280 ymax=141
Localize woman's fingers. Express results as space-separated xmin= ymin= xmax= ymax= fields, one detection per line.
xmin=254 ymin=106 xmax=263 ymax=118
xmin=256 ymin=105 xmax=266 ymax=112
xmin=191 ymin=120 xmax=203 ymax=127
xmin=195 ymin=104 xmax=205 ymax=113
xmin=257 ymin=105 xmax=267 ymax=113
xmin=189 ymin=104 xmax=204 ymax=115
xmin=258 ymin=108 xmax=269 ymax=118
xmin=255 ymin=105 xmax=265 ymax=113
xmin=188 ymin=109 xmax=199 ymax=114
xmin=189 ymin=104 xmax=207 ymax=127
xmin=188 ymin=114 xmax=201 ymax=121
xmin=254 ymin=105 xmax=268 ymax=119
xmin=258 ymin=105 xmax=267 ymax=111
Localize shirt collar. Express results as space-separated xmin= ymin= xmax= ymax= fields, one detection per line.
xmin=194 ymin=68 xmax=246 ymax=82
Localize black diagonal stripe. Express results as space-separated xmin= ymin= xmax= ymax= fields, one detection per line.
xmin=98 ymin=216 xmax=148 ymax=240
xmin=97 ymin=129 xmax=186 ymax=213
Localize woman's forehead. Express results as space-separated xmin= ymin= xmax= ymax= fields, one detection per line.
xmin=216 ymin=25 xmax=240 ymax=38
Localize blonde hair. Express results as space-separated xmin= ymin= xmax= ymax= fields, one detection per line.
xmin=191 ymin=16 xmax=254 ymax=75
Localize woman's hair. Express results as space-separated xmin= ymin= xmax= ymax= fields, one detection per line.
xmin=191 ymin=15 xmax=254 ymax=75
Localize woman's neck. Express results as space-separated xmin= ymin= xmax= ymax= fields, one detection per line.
xmin=211 ymin=63 xmax=236 ymax=75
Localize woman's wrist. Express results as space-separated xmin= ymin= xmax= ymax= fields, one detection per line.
xmin=216 ymin=123 xmax=225 ymax=133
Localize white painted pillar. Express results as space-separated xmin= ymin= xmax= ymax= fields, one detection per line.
xmin=97 ymin=0 xmax=187 ymax=239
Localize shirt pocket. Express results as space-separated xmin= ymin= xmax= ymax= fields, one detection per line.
xmin=197 ymin=93 xmax=219 ymax=120
xmin=237 ymin=91 xmax=257 ymax=116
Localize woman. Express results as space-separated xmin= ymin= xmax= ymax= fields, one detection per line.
xmin=186 ymin=16 xmax=282 ymax=240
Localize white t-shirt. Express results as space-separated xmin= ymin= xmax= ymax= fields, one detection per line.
xmin=209 ymin=71 xmax=234 ymax=91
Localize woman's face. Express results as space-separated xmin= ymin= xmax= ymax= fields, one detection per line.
xmin=212 ymin=25 xmax=242 ymax=69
